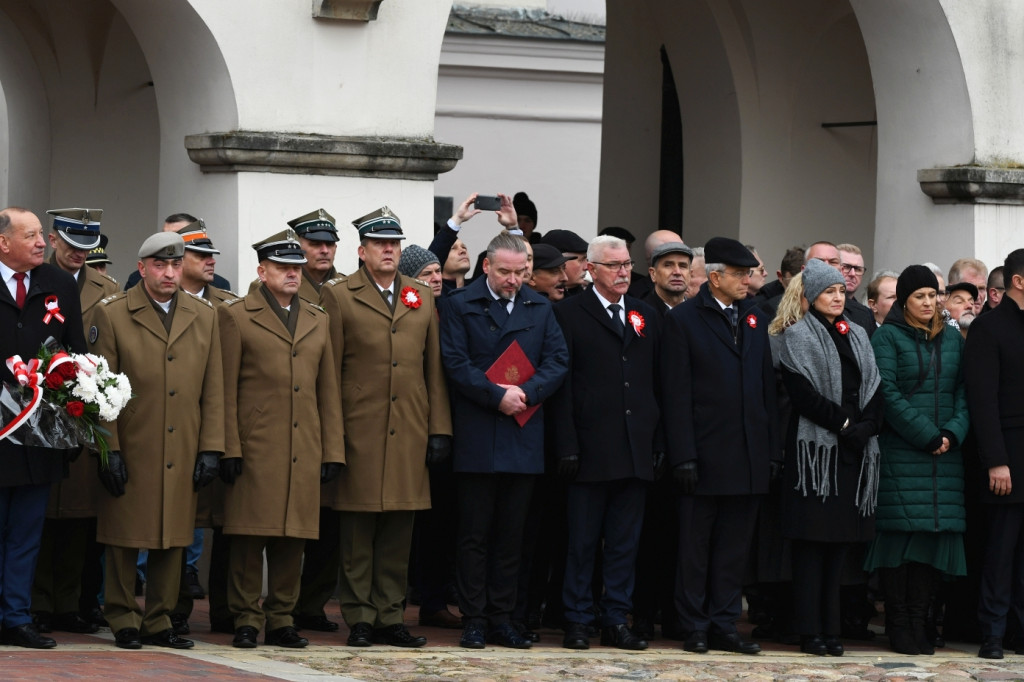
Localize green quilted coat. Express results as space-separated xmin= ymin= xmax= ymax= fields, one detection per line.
xmin=870 ymin=308 xmax=969 ymax=533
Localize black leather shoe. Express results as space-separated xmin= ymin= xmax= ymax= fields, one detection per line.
xmin=460 ymin=623 xmax=486 ymax=649
xmin=265 ymin=625 xmax=308 ymax=648
xmin=632 ymin=616 xmax=655 ymax=641
xmin=511 ymin=620 xmax=540 ymax=643
xmin=372 ymin=624 xmax=426 ymax=648
xmin=170 ymin=613 xmax=190 ymax=635
xmin=563 ymin=622 xmax=590 ymax=650
xmin=233 ymin=626 xmax=258 ymax=649
xmin=824 ymin=635 xmax=844 ymax=656
xmin=52 ymin=612 xmax=99 ymax=634
xmin=347 ymin=622 xmax=373 ymax=647
xmin=294 ymin=614 xmax=340 ymax=632
xmin=683 ymin=630 xmax=708 ymax=653
xmin=800 ymin=635 xmax=827 ymax=655
xmin=3 ymin=623 xmax=56 ymax=649
xmin=601 ymin=623 xmax=648 ymax=650
xmin=33 ymin=612 xmax=53 ymax=634
xmin=488 ymin=622 xmax=532 ymax=649
xmin=210 ymin=618 xmax=235 ymax=634
xmin=979 ymin=635 xmax=1004 ymax=659
xmin=114 ymin=627 xmax=143 ymax=650
xmin=140 ymin=628 xmax=194 ymax=649
xmin=709 ymin=631 xmax=761 ymax=654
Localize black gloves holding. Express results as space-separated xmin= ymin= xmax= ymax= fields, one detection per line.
xmin=674 ymin=461 xmax=698 ymax=495
xmin=426 ymin=435 xmax=452 ymax=466
xmin=193 ymin=451 xmax=221 ymax=491
xmin=321 ymin=462 xmax=344 ymax=484
xmin=839 ymin=421 xmax=875 ymax=453
xmin=219 ymin=457 xmax=243 ymax=485
xmin=98 ymin=450 xmax=128 ymax=497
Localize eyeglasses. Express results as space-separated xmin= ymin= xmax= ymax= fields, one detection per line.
xmin=719 ymin=269 xmax=753 ymax=279
xmin=591 ymin=260 xmax=634 ymax=271
xmin=840 ymin=263 xmax=866 ymax=276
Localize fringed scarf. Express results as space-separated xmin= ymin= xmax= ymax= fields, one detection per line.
xmin=780 ymin=314 xmax=881 ymax=516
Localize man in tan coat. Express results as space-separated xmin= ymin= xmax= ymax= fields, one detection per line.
xmin=32 ymin=208 xmax=118 ymax=635
xmin=88 ymin=232 xmax=224 ymax=650
xmin=218 ymin=229 xmax=344 ymax=649
xmin=320 ymin=206 xmax=452 ymax=648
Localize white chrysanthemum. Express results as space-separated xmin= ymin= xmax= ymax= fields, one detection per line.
xmin=73 ymin=353 xmax=99 ymax=376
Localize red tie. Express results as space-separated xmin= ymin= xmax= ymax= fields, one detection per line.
xmin=13 ymin=272 xmax=26 ymax=309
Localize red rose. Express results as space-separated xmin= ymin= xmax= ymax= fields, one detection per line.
xmin=45 ymin=372 xmax=65 ymax=389
xmin=66 ymin=401 xmax=85 ymax=417
xmin=56 ymin=362 xmax=78 ymax=381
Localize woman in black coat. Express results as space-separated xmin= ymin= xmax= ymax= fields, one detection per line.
xmin=778 ymin=259 xmax=884 ymax=656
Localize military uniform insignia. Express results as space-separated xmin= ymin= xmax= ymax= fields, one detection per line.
xmin=100 ymin=293 xmax=123 ymax=305
xmin=89 ymin=325 xmax=98 ymax=344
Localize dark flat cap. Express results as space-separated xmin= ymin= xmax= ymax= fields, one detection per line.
xmin=541 ymin=229 xmax=588 ymax=254
xmin=946 ymin=281 xmax=979 ymax=300
xmin=704 ymin=237 xmax=759 ymax=267
xmin=651 ymin=241 xmax=694 ymax=267
xmin=532 ymin=243 xmax=572 ymax=270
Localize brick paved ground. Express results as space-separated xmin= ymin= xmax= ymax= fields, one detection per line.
xmin=7 ymin=599 xmax=1024 ymax=681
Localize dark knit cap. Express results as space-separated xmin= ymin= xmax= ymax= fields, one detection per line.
xmin=802 ymin=257 xmax=846 ymax=302
xmin=896 ymin=264 xmax=940 ymax=305
xmin=513 ymin=192 xmax=537 ymax=223
xmin=398 ymin=244 xmax=440 ymax=278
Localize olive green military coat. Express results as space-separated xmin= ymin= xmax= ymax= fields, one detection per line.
xmin=320 ymin=269 xmax=451 ymax=512
xmin=47 ymin=263 xmax=120 ymax=519
xmin=218 ymin=291 xmax=344 ymax=539
xmin=89 ymin=286 xmax=225 ymax=549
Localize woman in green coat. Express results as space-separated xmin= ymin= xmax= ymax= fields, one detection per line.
xmin=866 ymin=265 xmax=970 ymax=656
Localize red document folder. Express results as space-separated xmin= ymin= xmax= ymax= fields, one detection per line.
xmin=485 ymin=340 xmax=539 ymax=427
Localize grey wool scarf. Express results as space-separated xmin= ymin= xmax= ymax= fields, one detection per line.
xmin=779 ymin=314 xmax=881 ymax=516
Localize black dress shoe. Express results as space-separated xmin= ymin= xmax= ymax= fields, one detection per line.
xmin=683 ymin=630 xmax=708 ymax=653
xmin=460 ymin=623 xmax=486 ymax=649
xmin=563 ymin=622 xmax=590 ymax=650
xmin=265 ymin=625 xmax=308 ymax=648
xmin=601 ymin=623 xmax=648 ymax=650
xmin=824 ymin=636 xmax=844 ymax=656
xmin=488 ymin=622 xmax=532 ymax=649
xmin=233 ymin=626 xmax=258 ymax=648
xmin=140 ymin=628 xmax=194 ymax=649
xmin=511 ymin=620 xmax=540 ymax=643
xmin=372 ymin=624 xmax=426 ymax=648
xmin=709 ymin=631 xmax=761 ymax=654
xmin=632 ymin=616 xmax=655 ymax=641
xmin=210 ymin=618 xmax=235 ymax=634
xmin=170 ymin=613 xmax=190 ymax=635
xmin=114 ymin=627 xmax=143 ymax=650
xmin=52 ymin=612 xmax=99 ymax=634
xmin=33 ymin=612 xmax=53 ymax=634
xmin=294 ymin=614 xmax=340 ymax=632
xmin=3 ymin=623 xmax=56 ymax=649
xmin=800 ymin=635 xmax=827 ymax=655
xmin=979 ymin=635 xmax=1004 ymax=659
xmin=347 ymin=622 xmax=373 ymax=647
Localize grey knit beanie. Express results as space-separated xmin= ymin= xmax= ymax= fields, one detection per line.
xmin=802 ymin=257 xmax=846 ymax=302
xmin=398 ymin=244 xmax=440 ymax=278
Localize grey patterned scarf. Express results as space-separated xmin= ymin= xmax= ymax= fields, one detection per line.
xmin=779 ymin=314 xmax=881 ymax=516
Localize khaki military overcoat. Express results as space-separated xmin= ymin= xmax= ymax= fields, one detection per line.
xmin=47 ymin=264 xmax=120 ymax=518
xmin=89 ymin=286 xmax=225 ymax=549
xmin=320 ymin=268 xmax=451 ymax=512
xmin=218 ymin=291 xmax=344 ymax=539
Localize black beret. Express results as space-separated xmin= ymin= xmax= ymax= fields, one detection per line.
xmin=541 ymin=229 xmax=588 ymax=254
xmin=704 ymin=237 xmax=759 ymax=267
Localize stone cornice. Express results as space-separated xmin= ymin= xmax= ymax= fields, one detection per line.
xmin=184 ymin=132 xmax=462 ymax=180
xmin=312 ymin=0 xmax=384 ymax=21
xmin=918 ymin=166 xmax=1024 ymax=205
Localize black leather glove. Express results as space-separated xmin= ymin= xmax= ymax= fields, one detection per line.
xmin=839 ymin=421 xmax=875 ymax=453
xmin=558 ymin=455 xmax=580 ymax=480
xmin=770 ymin=461 xmax=783 ymax=483
xmin=674 ymin=461 xmax=698 ymax=495
xmin=426 ymin=435 xmax=452 ymax=466
xmin=219 ymin=457 xmax=243 ymax=485
xmin=193 ymin=451 xmax=221 ymax=491
xmin=98 ymin=450 xmax=127 ymax=497
xmin=321 ymin=462 xmax=343 ymax=484
xmin=653 ymin=452 xmax=667 ymax=481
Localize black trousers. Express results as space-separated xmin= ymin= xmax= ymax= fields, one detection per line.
xmin=413 ymin=463 xmax=457 ymax=614
xmin=456 ymin=473 xmax=535 ymax=627
xmin=790 ymin=540 xmax=849 ymax=636
xmin=676 ymin=494 xmax=759 ymax=635
xmin=294 ymin=508 xmax=341 ymax=618
xmin=634 ymin=476 xmax=680 ymax=631
xmin=979 ymin=503 xmax=1024 ymax=638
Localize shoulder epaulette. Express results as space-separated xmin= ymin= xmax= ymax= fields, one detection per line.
xmin=184 ymin=291 xmax=213 ymax=308
xmin=101 ymin=273 xmax=118 ymax=285
xmin=224 ymin=297 xmax=244 ymax=307
xmin=100 ymin=292 xmax=125 ymax=306
xmin=306 ymin=301 xmax=327 ymax=314
xmin=325 ymin=276 xmax=348 ymax=287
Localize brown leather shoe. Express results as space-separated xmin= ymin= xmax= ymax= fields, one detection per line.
xmin=419 ymin=608 xmax=462 ymax=629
